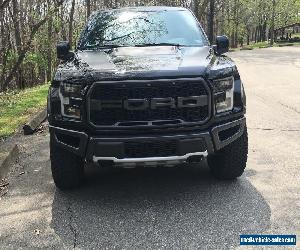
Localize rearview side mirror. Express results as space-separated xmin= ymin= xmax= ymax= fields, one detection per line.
xmin=215 ymin=36 xmax=229 ymax=55
xmin=57 ymin=41 xmax=73 ymax=60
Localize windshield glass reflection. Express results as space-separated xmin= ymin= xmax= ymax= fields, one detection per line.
xmin=78 ymin=10 xmax=208 ymax=49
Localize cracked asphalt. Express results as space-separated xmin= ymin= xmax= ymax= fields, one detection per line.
xmin=0 ymin=47 xmax=299 ymax=249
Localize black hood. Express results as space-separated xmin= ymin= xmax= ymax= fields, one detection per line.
xmin=54 ymin=46 xmax=237 ymax=83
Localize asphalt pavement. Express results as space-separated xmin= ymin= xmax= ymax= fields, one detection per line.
xmin=0 ymin=46 xmax=299 ymax=250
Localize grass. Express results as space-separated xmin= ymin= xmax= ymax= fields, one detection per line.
xmin=231 ymin=40 xmax=300 ymax=51
xmin=0 ymin=84 xmax=49 ymax=139
xmin=277 ymin=42 xmax=300 ymax=47
xmin=239 ymin=41 xmax=271 ymax=50
xmin=247 ymin=41 xmax=271 ymax=49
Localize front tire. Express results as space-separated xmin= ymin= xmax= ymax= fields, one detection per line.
xmin=208 ymin=127 xmax=248 ymax=180
xmin=50 ymin=136 xmax=84 ymax=190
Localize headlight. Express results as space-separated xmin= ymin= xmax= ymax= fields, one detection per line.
xmin=61 ymin=83 xmax=82 ymax=98
xmin=59 ymin=82 xmax=82 ymax=119
xmin=213 ymin=76 xmax=234 ymax=113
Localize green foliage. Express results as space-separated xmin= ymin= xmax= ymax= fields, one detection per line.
xmin=275 ymin=0 xmax=300 ymax=27
xmin=1 ymin=0 xmax=300 ymax=93
xmin=242 ymin=41 xmax=271 ymax=49
xmin=23 ymin=52 xmax=48 ymax=69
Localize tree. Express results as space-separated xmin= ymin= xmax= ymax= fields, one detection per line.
xmin=1 ymin=0 xmax=65 ymax=91
xmin=1 ymin=0 xmax=300 ymax=92
xmin=270 ymin=0 xmax=276 ymax=45
xmin=207 ymin=0 xmax=215 ymax=43
xmin=69 ymin=0 xmax=76 ymax=48
xmin=86 ymin=0 xmax=91 ymax=18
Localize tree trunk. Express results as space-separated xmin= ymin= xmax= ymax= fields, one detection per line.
xmin=247 ymin=32 xmax=250 ymax=45
xmin=86 ymin=0 xmax=91 ymax=18
xmin=255 ymin=26 xmax=258 ymax=43
xmin=262 ymin=21 xmax=267 ymax=41
xmin=270 ymin=0 xmax=276 ymax=45
xmin=11 ymin=0 xmax=23 ymax=89
xmin=258 ymin=24 xmax=262 ymax=42
xmin=0 ymin=0 xmax=10 ymax=10
xmin=60 ymin=5 xmax=67 ymax=40
xmin=233 ymin=0 xmax=239 ymax=47
xmin=47 ymin=1 xmax=53 ymax=83
xmin=193 ymin=0 xmax=199 ymax=20
xmin=207 ymin=0 xmax=214 ymax=43
xmin=0 ymin=0 xmax=4 ymax=90
xmin=68 ymin=0 xmax=76 ymax=48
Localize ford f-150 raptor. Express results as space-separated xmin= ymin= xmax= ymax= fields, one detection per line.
xmin=48 ymin=6 xmax=248 ymax=190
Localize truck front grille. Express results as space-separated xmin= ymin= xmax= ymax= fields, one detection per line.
xmin=87 ymin=78 xmax=211 ymax=127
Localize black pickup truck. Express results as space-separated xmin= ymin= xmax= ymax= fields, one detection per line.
xmin=48 ymin=6 xmax=248 ymax=190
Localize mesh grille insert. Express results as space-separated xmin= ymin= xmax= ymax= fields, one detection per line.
xmin=124 ymin=141 xmax=177 ymax=158
xmin=88 ymin=80 xmax=210 ymax=126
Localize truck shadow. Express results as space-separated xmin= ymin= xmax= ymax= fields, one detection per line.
xmin=51 ymin=163 xmax=270 ymax=249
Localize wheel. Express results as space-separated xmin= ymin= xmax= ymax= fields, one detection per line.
xmin=50 ymin=135 xmax=84 ymax=190
xmin=208 ymin=127 xmax=248 ymax=180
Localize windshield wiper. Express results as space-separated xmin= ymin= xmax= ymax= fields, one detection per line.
xmin=133 ymin=43 xmax=184 ymax=47
xmin=79 ymin=44 xmax=125 ymax=50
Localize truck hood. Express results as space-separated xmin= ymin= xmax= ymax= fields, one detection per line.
xmin=54 ymin=46 xmax=236 ymax=83
xmin=77 ymin=46 xmax=213 ymax=73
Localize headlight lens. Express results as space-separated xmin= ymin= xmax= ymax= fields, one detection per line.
xmin=213 ymin=76 xmax=234 ymax=113
xmin=61 ymin=83 xmax=82 ymax=98
xmin=59 ymin=82 xmax=82 ymax=119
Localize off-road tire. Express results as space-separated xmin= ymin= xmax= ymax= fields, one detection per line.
xmin=50 ymin=136 xmax=84 ymax=190
xmin=208 ymin=127 xmax=248 ymax=180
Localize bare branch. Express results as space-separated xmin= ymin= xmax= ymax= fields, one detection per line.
xmin=0 ymin=0 xmax=10 ymax=10
xmin=1 ymin=0 xmax=65 ymax=91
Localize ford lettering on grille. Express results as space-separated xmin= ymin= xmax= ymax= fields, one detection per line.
xmin=91 ymin=96 xmax=208 ymax=111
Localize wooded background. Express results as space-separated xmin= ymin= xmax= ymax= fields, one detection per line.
xmin=0 ymin=0 xmax=299 ymax=91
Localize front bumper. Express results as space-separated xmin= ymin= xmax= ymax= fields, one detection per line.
xmin=49 ymin=117 xmax=246 ymax=166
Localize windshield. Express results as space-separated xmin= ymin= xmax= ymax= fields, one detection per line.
xmin=78 ymin=9 xmax=209 ymax=49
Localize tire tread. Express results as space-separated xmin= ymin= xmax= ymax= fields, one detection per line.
xmin=50 ymin=136 xmax=84 ymax=190
xmin=208 ymin=127 xmax=248 ymax=180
